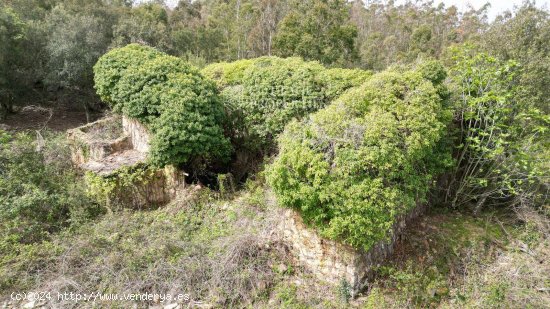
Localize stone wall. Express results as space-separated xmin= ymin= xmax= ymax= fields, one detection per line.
xmin=99 ymin=165 xmax=186 ymax=210
xmin=67 ymin=116 xmax=130 ymax=165
xmin=122 ymin=116 xmax=150 ymax=153
xmin=279 ymin=203 xmax=426 ymax=295
xmin=68 ymin=116 xmax=186 ymax=209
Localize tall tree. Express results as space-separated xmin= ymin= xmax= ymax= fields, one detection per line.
xmin=481 ymin=3 xmax=550 ymax=114
xmin=0 ymin=5 xmax=27 ymax=119
xmin=111 ymin=2 xmax=172 ymax=51
xmin=169 ymin=0 xmax=223 ymax=62
xmin=273 ymin=0 xmax=357 ymax=66
xmin=43 ymin=1 xmax=116 ymax=118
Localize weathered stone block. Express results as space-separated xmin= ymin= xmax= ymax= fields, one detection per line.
xmin=279 ymin=204 xmax=425 ymax=295
xmin=68 ymin=116 xmax=186 ymax=209
xmin=122 ymin=115 xmax=150 ymax=153
xmin=67 ymin=116 xmax=130 ymax=165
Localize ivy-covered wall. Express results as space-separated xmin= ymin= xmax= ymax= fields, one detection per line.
xmin=85 ymin=164 xmax=185 ymax=210
xmin=93 ymin=44 xmax=231 ymax=168
xmin=267 ymin=62 xmax=453 ymax=250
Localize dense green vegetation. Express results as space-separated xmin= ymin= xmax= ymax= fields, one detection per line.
xmin=0 ymin=0 xmax=548 ymax=308
xmin=203 ymin=57 xmax=371 ymax=153
xmin=267 ymin=63 xmax=451 ymax=249
xmin=94 ymin=44 xmax=230 ymax=167
xmin=0 ymin=131 xmax=103 ymax=275
xmin=445 ymin=46 xmax=548 ymax=213
xmin=0 ymin=0 xmax=537 ymax=119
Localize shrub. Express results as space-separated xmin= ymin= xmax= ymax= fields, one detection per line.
xmin=93 ymin=44 xmax=231 ymax=167
xmin=444 ymin=45 xmax=547 ymax=212
xmin=267 ymin=66 xmax=452 ymax=250
xmin=319 ymin=67 xmax=372 ymax=99
xmin=235 ymin=57 xmax=326 ymax=140
xmin=201 ymin=58 xmax=256 ymax=88
xmin=93 ymin=44 xmax=162 ymax=108
xmin=0 ymin=131 xmax=103 ymax=247
xmin=203 ymin=56 xmax=372 ymax=152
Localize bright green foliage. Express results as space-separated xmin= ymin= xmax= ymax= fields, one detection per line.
xmin=319 ymin=68 xmax=373 ymax=100
xmin=202 ymin=57 xmax=371 ymax=152
xmin=93 ymin=44 xmax=230 ymax=167
xmin=200 ymin=58 xmax=256 ymax=88
xmin=93 ymin=44 xmax=162 ymax=107
xmin=445 ymin=44 xmax=548 ymax=212
xmin=267 ymin=66 xmax=451 ymax=250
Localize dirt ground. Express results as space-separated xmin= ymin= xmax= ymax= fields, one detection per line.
xmin=1 ymin=102 xmax=103 ymax=132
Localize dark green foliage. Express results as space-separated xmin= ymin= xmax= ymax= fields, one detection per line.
xmin=112 ymin=54 xmax=196 ymax=123
xmin=267 ymin=65 xmax=452 ymax=249
xmin=93 ymin=44 xmax=231 ymax=167
xmin=0 ymin=5 xmax=27 ymax=118
xmin=43 ymin=3 xmax=112 ymax=90
xmin=111 ymin=2 xmax=171 ymax=52
xmin=148 ymin=77 xmax=230 ymax=167
xmin=274 ymin=0 xmax=358 ymax=65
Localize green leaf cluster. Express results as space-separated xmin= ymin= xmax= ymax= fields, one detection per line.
xmin=267 ymin=65 xmax=451 ymax=250
xmin=93 ymin=44 xmax=162 ymax=107
xmin=202 ymin=56 xmax=371 ymax=151
xmin=445 ymin=44 xmax=548 ymax=211
xmin=93 ymin=44 xmax=231 ymax=167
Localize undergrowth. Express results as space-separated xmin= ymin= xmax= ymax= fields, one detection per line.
xmin=0 ymin=131 xmax=547 ymax=308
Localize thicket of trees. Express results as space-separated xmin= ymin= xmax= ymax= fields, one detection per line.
xmin=3 ymin=0 xmax=544 ymax=119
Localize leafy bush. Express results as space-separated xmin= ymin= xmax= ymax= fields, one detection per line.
xmin=444 ymin=45 xmax=548 ymax=212
xmin=200 ymin=58 xmax=256 ymax=88
xmin=93 ymin=44 xmax=231 ymax=167
xmin=0 ymin=130 xmax=103 ymax=248
xmin=203 ymin=56 xmax=371 ymax=152
xmin=93 ymin=44 xmax=162 ymax=108
xmin=267 ymin=66 xmax=452 ymax=250
xmin=319 ymin=67 xmax=372 ymax=99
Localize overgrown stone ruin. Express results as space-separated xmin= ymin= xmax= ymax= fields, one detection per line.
xmin=279 ymin=204 xmax=426 ymax=295
xmin=67 ymin=115 xmax=185 ymax=208
xmin=67 ymin=115 xmax=424 ymax=296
